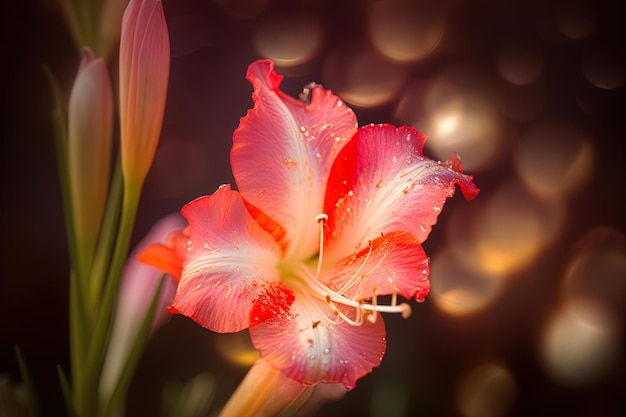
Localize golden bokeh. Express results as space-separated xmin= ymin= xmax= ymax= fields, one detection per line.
xmin=496 ymin=42 xmax=544 ymax=86
xmin=254 ymin=13 xmax=322 ymax=67
xmin=215 ymin=330 xmax=259 ymax=367
xmin=324 ymin=45 xmax=407 ymax=108
xmin=562 ymin=227 xmax=626 ymax=318
xmin=448 ymin=181 xmax=565 ymax=277
xmin=367 ymin=0 xmax=445 ymax=63
xmin=540 ymin=299 xmax=621 ymax=388
xmin=456 ymin=363 xmax=517 ymax=417
xmin=430 ymin=247 xmax=502 ymax=316
xmin=514 ymin=120 xmax=595 ymax=200
xmin=395 ymin=75 xmax=501 ymax=171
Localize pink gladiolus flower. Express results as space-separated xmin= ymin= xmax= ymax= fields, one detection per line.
xmin=119 ymin=0 xmax=170 ymax=186
xmin=140 ymin=60 xmax=479 ymax=390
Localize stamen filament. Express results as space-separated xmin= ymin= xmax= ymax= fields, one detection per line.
xmin=292 ymin=259 xmax=412 ymax=326
xmin=328 ymin=294 xmax=411 ymax=316
xmin=335 ymin=240 xmax=373 ymax=296
xmin=314 ymin=214 xmax=328 ymax=279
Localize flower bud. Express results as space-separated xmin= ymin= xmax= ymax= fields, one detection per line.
xmin=119 ymin=0 xmax=170 ymax=186
xmin=68 ymin=47 xmax=113 ymax=253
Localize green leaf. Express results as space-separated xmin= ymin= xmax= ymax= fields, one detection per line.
xmin=89 ymin=158 xmax=123 ymax=311
xmin=13 ymin=346 xmax=40 ymax=417
xmin=57 ymin=365 xmax=78 ymax=417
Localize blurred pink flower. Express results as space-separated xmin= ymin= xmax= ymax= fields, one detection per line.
xmin=100 ymin=213 xmax=185 ymax=400
xmin=119 ymin=0 xmax=170 ymax=186
xmin=68 ymin=47 xmax=113 ymax=252
xmin=140 ymin=60 xmax=478 ymax=393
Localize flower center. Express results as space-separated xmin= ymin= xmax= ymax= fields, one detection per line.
xmin=282 ymin=214 xmax=411 ymax=327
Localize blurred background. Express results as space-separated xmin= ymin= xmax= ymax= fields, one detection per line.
xmin=2 ymin=0 xmax=625 ymax=416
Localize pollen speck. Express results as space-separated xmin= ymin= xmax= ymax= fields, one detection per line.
xmin=284 ymin=158 xmax=298 ymax=169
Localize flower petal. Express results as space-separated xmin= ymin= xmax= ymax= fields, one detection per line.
xmin=137 ymin=227 xmax=188 ymax=283
xmin=324 ymin=124 xmax=479 ymax=261
xmin=231 ymin=60 xmax=357 ymax=259
xmin=250 ymin=291 xmax=386 ymax=389
xmin=173 ymin=185 xmax=283 ymax=333
xmin=322 ymin=231 xmax=430 ymax=302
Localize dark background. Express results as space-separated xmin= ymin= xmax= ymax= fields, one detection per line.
xmin=2 ymin=0 xmax=625 ymax=416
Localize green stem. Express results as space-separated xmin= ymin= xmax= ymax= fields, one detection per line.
xmin=89 ymin=160 xmax=123 ymax=311
xmin=82 ymin=179 xmax=142 ymax=414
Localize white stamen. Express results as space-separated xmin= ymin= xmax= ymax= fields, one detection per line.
xmin=314 ymin=214 xmax=328 ymax=279
xmin=289 ymin=216 xmax=411 ymax=327
xmin=335 ymin=240 xmax=374 ymax=296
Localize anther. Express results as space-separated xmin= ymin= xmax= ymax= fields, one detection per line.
xmin=315 ymin=213 xmax=328 ymax=223
xmin=314 ymin=213 xmax=329 ymax=279
xmin=400 ymin=303 xmax=412 ymax=319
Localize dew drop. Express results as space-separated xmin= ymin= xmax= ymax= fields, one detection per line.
xmin=323 ymin=347 xmax=331 ymax=354
xmin=347 ymin=190 xmax=354 ymax=196
xmin=315 ymin=152 xmax=322 ymax=159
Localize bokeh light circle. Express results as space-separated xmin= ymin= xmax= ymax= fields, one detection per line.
xmin=254 ymin=13 xmax=322 ymax=67
xmin=540 ymin=299 xmax=621 ymax=388
xmin=581 ymin=45 xmax=626 ymax=90
xmin=562 ymin=227 xmax=626 ymax=318
xmin=554 ymin=1 xmax=597 ymax=40
xmin=456 ymin=363 xmax=517 ymax=417
xmin=395 ymin=74 xmax=501 ymax=171
xmin=448 ymin=181 xmax=565 ymax=277
xmin=216 ymin=331 xmax=258 ymax=367
xmin=430 ymin=248 xmax=502 ymax=316
xmin=496 ymin=43 xmax=544 ymax=86
xmin=368 ymin=0 xmax=445 ymax=63
xmin=515 ymin=120 xmax=595 ymax=199
xmin=324 ymin=45 xmax=407 ymax=108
